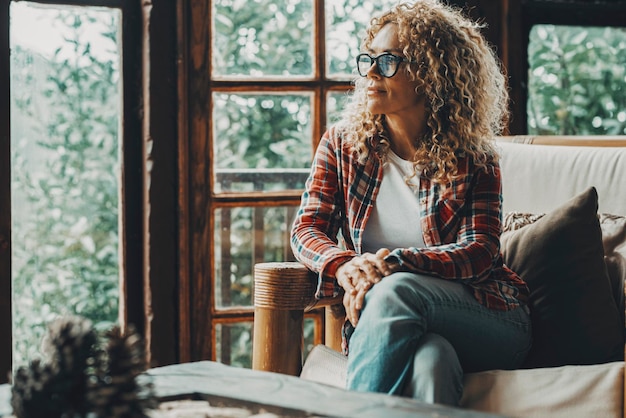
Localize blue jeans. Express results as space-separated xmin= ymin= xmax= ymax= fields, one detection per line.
xmin=346 ymin=272 xmax=532 ymax=406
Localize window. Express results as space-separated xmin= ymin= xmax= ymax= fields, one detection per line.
xmin=0 ymin=0 xmax=151 ymax=381
xmin=527 ymin=25 xmax=626 ymax=135
xmin=10 ymin=2 xmax=122 ymax=368
xmin=183 ymin=0 xmax=397 ymax=366
xmin=504 ymin=0 xmax=626 ymax=135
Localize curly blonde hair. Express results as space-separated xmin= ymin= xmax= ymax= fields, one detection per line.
xmin=339 ymin=0 xmax=509 ymax=184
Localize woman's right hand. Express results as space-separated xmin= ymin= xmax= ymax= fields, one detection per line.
xmin=336 ymin=248 xmax=395 ymax=326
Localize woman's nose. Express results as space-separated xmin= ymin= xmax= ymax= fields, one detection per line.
xmin=367 ymin=60 xmax=381 ymax=79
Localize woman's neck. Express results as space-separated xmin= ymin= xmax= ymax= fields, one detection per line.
xmin=385 ymin=112 xmax=427 ymax=161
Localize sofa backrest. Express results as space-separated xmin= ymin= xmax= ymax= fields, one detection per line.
xmin=496 ymin=137 xmax=626 ymax=217
xmin=496 ymin=136 xmax=626 ymax=338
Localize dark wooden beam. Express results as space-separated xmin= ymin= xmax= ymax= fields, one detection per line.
xmin=141 ymin=0 xmax=180 ymax=368
xmin=177 ymin=0 xmax=192 ymax=365
xmin=0 ymin=0 xmax=12 ymax=384
xmin=188 ymin=0 xmax=214 ymax=363
xmin=522 ymin=0 xmax=626 ymax=27
xmin=118 ymin=0 xmax=145 ymax=348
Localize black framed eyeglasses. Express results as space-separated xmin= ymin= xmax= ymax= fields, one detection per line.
xmin=356 ymin=52 xmax=412 ymax=78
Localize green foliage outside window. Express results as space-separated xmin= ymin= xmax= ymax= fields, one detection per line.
xmin=212 ymin=93 xmax=313 ymax=178
xmin=11 ymin=8 xmax=120 ymax=367
xmin=528 ymin=25 xmax=626 ymax=135
xmin=212 ymin=0 xmax=314 ymax=77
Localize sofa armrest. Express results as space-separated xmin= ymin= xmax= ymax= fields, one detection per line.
xmin=252 ymin=262 xmax=343 ymax=375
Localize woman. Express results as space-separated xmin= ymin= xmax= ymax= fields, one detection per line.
xmin=290 ymin=0 xmax=531 ymax=406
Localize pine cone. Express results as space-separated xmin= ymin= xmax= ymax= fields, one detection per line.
xmin=87 ymin=325 xmax=156 ymax=417
xmin=11 ymin=359 xmax=65 ymax=418
xmin=11 ymin=316 xmax=99 ymax=418
xmin=42 ymin=316 xmax=99 ymax=416
xmin=11 ymin=317 xmax=156 ymax=418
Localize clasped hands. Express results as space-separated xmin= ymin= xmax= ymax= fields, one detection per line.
xmin=335 ymin=248 xmax=398 ymax=327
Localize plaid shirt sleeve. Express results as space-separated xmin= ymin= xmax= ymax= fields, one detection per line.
xmin=386 ymin=158 xmax=505 ymax=284
xmin=290 ymin=129 xmax=357 ymax=299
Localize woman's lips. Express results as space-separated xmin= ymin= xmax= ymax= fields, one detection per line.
xmin=367 ymin=88 xmax=385 ymax=96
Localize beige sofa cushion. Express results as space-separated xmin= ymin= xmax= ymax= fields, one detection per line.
xmin=301 ymin=345 xmax=624 ymax=418
xmin=301 ymin=344 xmax=347 ymax=388
xmin=460 ymin=361 xmax=624 ymax=418
xmin=600 ymin=213 xmax=626 ymax=317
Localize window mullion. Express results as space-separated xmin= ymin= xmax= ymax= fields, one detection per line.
xmin=315 ymin=0 xmax=325 ymax=81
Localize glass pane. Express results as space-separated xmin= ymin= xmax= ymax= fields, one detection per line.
xmin=10 ymin=3 xmax=122 ymax=367
xmin=326 ymin=0 xmax=398 ymax=79
xmin=212 ymin=0 xmax=314 ymax=78
xmin=327 ymin=90 xmax=350 ymax=127
xmin=303 ymin=317 xmax=317 ymax=357
xmin=214 ymin=205 xmax=299 ymax=308
xmin=213 ymin=93 xmax=312 ymax=193
xmin=215 ymin=322 xmax=252 ymax=368
xmin=528 ymin=25 xmax=626 ymax=135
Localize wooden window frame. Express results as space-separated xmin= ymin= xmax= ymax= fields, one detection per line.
xmin=180 ymin=0 xmax=356 ymax=362
xmin=446 ymin=0 xmax=626 ymax=136
xmin=505 ymin=0 xmax=626 ymax=134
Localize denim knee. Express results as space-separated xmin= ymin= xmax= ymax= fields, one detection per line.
xmin=362 ymin=272 xmax=427 ymax=317
xmin=403 ymin=333 xmax=463 ymax=406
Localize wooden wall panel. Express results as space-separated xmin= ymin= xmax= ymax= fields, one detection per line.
xmin=446 ymin=1 xmax=513 ymax=132
xmin=141 ymin=0 xmax=180 ymax=367
xmin=187 ymin=0 xmax=214 ymax=361
xmin=448 ymin=0 xmax=507 ymax=60
xmin=177 ymin=0 xmax=192 ymax=365
xmin=119 ymin=0 xmax=146 ymax=350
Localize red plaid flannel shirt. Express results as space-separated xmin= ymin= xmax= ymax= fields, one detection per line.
xmin=291 ymin=127 xmax=529 ymax=312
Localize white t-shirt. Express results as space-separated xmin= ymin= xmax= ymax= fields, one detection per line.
xmin=361 ymin=150 xmax=425 ymax=253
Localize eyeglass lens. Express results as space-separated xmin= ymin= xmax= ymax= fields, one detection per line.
xmin=357 ymin=53 xmax=400 ymax=78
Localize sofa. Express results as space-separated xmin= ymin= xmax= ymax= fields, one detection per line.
xmin=252 ymin=135 xmax=626 ymax=418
